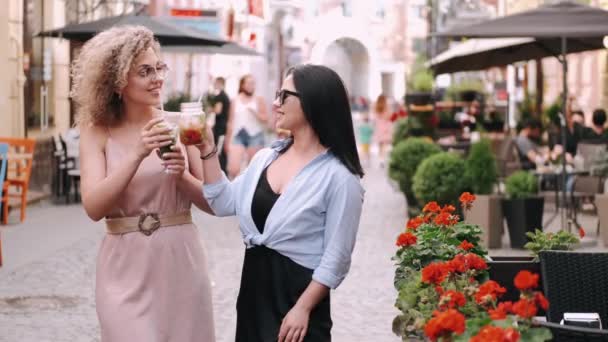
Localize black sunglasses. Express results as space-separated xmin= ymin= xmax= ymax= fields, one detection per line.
xmin=275 ymin=89 xmax=300 ymax=105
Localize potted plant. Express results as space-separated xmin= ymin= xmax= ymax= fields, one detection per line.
xmin=502 ymin=171 xmax=544 ymax=249
xmin=163 ymin=92 xmax=192 ymax=112
xmin=446 ymin=78 xmax=484 ymax=102
xmin=463 ymin=139 xmax=502 ymax=249
xmin=413 ymin=152 xmax=469 ymax=208
xmin=405 ymin=71 xmax=434 ymax=106
xmin=389 ymin=138 xmax=441 ymax=216
xmin=392 ymin=194 xmax=552 ymax=341
xmin=405 ymin=55 xmax=434 ymax=106
xmin=488 ymin=229 xmax=580 ymax=314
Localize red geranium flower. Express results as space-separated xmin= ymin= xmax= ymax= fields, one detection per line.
xmin=488 ymin=301 xmax=513 ymax=320
xmin=446 ymin=254 xmax=467 ymax=274
xmin=423 ymin=201 xmax=441 ymax=213
xmin=458 ymin=240 xmax=474 ymax=251
xmin=406 ymin=217 xmax=424 ymax=231
xmin=534 ymin=292 xmax=549 ymax=310
xmin=441 ymin=204 xmax=456 ymax=213
xmin=459 ymin=192 xmax=476 ymax=210
xmin=422 ymin=262 xmax=449 ymax=285
xmin=464 ymin=253 xmax=488 ymax=271
xmin=439 ymin=290 xmax=466 ymax=310
xmin=471 ymin=325 xmax=520 ymax=342
xmin=434 ymin=212 xmax=458 ymax=226
xmin=424 ymin=309 xmax=466 ymax=341
xmin=512 ymin=298 xmax=538 ymax=318
xmin=396 ymin=232 xmax=417 ymax=247
xmin=435 ymin=285 xmax=445 ymax=295
xmin=475 ymin=280 xmax=506 ymax=305
xmin=514 ymin=270 xmax=539 ymax=291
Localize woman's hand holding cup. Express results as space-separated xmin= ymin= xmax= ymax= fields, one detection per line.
xmin=134 ymin=117 xmax=174 ymax=161
xmin=195 ymin=124 xmax=216 ymax=158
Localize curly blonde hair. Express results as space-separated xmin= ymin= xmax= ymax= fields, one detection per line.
xmin=71 ymin=25 xmax=160 ymax=127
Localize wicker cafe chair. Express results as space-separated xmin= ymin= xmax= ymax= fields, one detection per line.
xmin=540 ymin=251 xmax=608 ymax=327
xmin=534 ymin=320 xmax=608 ymax=342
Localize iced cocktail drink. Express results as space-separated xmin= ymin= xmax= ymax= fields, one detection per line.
xmin=179 ymin=102 xmax=206 ymax=146
xmin=155 ymin=121 xmax=178 ymax=155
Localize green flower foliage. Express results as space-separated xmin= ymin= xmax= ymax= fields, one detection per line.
xmin=524 ymin=229 xmax=580 ymax=261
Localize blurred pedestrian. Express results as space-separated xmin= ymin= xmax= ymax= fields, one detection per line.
xmin=372 ymin=94 xmax=393 ymax=166
xmin=210 ymin=76 xmax=230 ymax=172
xmin=226 ymin=74 xmax=268 ymax=179
xmin=357 ymin=113 xmax=374 ymax=164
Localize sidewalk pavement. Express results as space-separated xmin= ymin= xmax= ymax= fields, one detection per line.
xmin=0 ymin=160 xmax=404 ymax=342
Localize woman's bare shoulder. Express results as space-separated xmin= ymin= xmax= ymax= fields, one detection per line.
xmin=80 ymin=124 xmax=109 ymax=150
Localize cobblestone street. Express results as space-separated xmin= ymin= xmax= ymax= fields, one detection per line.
xmin=0 ymin=162 xmax=404 ymax=342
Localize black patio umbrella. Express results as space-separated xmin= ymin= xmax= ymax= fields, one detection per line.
xmin=163 ymin=43 xmax=262 ymax=56
xmin=37 ymin=14 xmax=227 ymax=46
xmin=436 ymin=0 xmax=608 ymax=232
xmin=429 ymin=36 xmax=605 ymax=75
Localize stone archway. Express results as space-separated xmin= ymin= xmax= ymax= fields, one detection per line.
xmin=309 ymin=16 xmax=381 ymax=102
xmin=322 ymin=38 xmax=370 ymax=101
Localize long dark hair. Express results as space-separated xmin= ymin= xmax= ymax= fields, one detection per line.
xmin=287 ymin=64 xmax=364 ymax=178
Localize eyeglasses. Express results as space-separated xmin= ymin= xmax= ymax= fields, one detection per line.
xmin=275 ymin=89 xmax=300 ymax=106
xmin=136 ymin=62 xmax=169 ymax=81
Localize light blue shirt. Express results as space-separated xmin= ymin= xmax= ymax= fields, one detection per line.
xmin=202 ymin=139 xmax=364 ymax=289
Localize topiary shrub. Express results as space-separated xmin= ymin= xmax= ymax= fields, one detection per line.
xmin=505 ymin=170 xmax=539 ymax=199
xmin=413 ymin=152 xmax=468 ymax=206
xmin=389 ymin=138 xmax=442 ymax=215
xmin=464 ymin=139 xmax=498 ymax=195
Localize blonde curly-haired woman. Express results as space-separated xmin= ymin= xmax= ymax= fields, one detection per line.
xmin=72 ymin=26 xmax=215 ymax=341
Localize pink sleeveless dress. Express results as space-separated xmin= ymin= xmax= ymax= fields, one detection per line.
xmin=95 ymin=137 xmax=215 ymax=342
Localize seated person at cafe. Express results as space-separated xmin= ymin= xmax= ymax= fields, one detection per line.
xmin=515 ymin=118 xmax=545 ymax=170
xmin=581 ymin=108 xmax=608 ymax=144
xmin=455 ymin=100 xmax=480 ymax=130
xmin=549 ymin=109 xmax=585 ymax=157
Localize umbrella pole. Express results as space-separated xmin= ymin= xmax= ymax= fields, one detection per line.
xmin=560 ymin=36 xmax=568 ymax=232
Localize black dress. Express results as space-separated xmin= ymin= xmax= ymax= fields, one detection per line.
xmin=235 ymin=166 xmax=332 ymax=342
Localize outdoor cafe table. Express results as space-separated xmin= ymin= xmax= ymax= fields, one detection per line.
xmin=533 ymin=168 xmax=589 ymax=230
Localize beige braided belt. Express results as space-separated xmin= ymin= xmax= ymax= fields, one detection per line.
xmin=105 ymin=212 xmax=192 ymax=236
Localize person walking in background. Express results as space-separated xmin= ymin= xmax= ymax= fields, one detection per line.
xmin=357 ymin=113 xmax=374 ymax=165
xmin=72 ymin=26 xmax=215 ymax=341
xmin=196 ymin=64 xmax=364 ymax=342
xmin=372 ymin=94 xmax=393 ymax=166
xmin=226 ymin=74 xmax=268 ymax=179
xmin=211 ymin=77 xmax=230 ymax=172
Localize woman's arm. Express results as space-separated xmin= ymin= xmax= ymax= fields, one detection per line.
xmin=177 ymin=145 xmax=213 ymax=214
xmin=80 ymin=119 xmax=173 ymax=221
xmin=279 ymin=175 xmax=364 ymax=342
xmin=256 ymin=96 xmax=268 ymax=123
xmin=278 ymin=281 xmax=330 ymax=342
xmin=196 ymin=126 xmax=240 ymax=216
